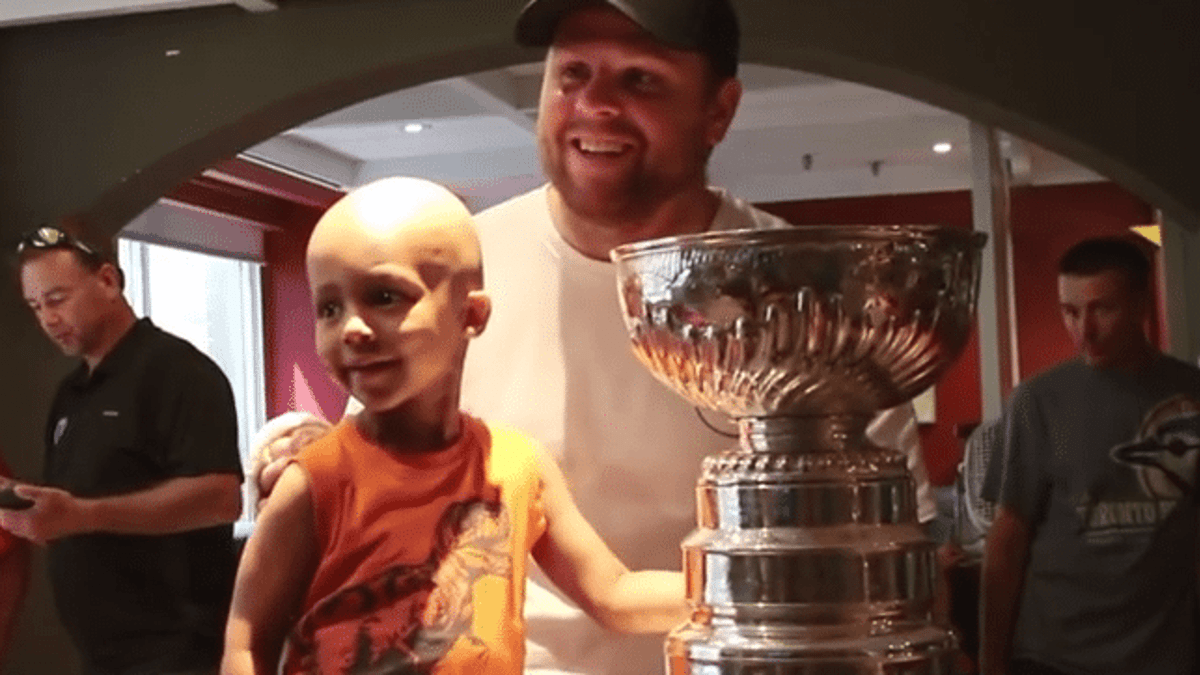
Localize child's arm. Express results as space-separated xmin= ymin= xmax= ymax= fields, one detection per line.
xmin=529 ymin=447 xmax=688 ymax=634
xmin=221 ymin=464 xmax=319 ymax=675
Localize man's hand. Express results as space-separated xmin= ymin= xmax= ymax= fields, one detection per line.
xmin=256 ymin=456 xmax=290 ymax=512
xmin=937 ymin=541 xmax=968 ymax=571
xmin=0 ymin=484 xmax=89 ymax=544
xmin=249 ymin=412 xmax=331 ymax=513
xmin=932 ymin=541 xmax=967 ymax=626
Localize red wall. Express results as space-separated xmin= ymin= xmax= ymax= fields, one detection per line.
xmin=262 ymin=222 xmax=349 ymax=423
xmin=758 ymin=182 xmax=1155 ymax=485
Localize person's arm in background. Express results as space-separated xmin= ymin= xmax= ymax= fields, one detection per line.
xmin=979 ymin=505 xmax=1031 ymax=675
xmin=0 ymin=530 xmax=29 ymax=668
xmin=0 ymin=459 xmax=31 ymax=668
xmin=976 ymin=386 xmax=1044 ymax=675
xmin=933 ymin=538 xmax=965 ymax=625
xmin=0 ymin=475 xmax=241 ymax=544
xmin=932 ymin=460 xmax=968 ymax=626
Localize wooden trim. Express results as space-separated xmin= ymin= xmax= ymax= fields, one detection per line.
xmin=162 ymin=156 xmax=341 ymax=231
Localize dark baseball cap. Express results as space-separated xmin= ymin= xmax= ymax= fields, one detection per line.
xmin=514 ymin=0 xmax=740 ymax=78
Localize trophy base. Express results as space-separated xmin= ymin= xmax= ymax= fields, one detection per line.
xmin=669 ymin=415 xmax=957 ymax=675
xmin=666 ymin=620 xmax=958 ymax=674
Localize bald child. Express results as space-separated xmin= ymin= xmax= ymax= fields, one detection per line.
xmin=220 ymin=177 xmax=687 ymax=675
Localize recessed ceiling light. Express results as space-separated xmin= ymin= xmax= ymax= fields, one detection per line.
xmin=403 ymin=123 xmax=426 ymax=134
xmin=933 ymin=142 xmax=952 ymax=154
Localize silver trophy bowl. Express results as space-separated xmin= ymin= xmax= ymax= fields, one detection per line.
xmin=611 ymin=225 xmax=986 ymax=674
xmin=614 ymin=225 xmax=983 ymax=418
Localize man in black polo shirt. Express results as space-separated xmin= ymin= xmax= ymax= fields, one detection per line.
xmin=2 ymin=224 xmax=244 ymax=675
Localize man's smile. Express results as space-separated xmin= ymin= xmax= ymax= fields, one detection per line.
xmin=572 ymin=138 xmax=633 ymax=155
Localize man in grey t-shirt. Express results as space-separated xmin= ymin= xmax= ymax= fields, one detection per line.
xmin=980 ymin=237 xmax=1200 ymax=675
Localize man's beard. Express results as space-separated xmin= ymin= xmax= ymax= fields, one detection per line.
xmin=552 ymin=165 xmax=663 ymax=224
xmin=539 ymin=135 xmax=709 ymax=226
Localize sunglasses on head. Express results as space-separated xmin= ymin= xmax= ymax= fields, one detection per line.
xmin=17 ymin=225 xmax=101 ymax=261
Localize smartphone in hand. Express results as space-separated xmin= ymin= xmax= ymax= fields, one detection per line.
xmin=0 ymin=487 xmax=33 ymax=510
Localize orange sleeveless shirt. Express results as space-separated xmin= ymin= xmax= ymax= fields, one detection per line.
xmin=284 ymin=415 xmax=546 ymax=674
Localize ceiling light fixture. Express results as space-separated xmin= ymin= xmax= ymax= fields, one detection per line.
xmin=933 ymin=142 xmax=952 ymax=154
xmin=1130 ymin=225 xmax=1161 ymax=246
xmin=403 ymin=123 xmax=426 ymax=134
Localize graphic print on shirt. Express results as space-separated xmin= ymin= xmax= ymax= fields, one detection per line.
xmin=288 ymin=498 xmax=513 ymax=674
xmin=1074 ymin=395 xmax=1200 ymax=543
xmin=1112 ymin=395 xmax=1200 ymax=498
xmin=53 ymin=416 xmax=68 ymax=446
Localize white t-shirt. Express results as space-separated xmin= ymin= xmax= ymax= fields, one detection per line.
xmin=461 ymin=185 xmax=936 ymax=674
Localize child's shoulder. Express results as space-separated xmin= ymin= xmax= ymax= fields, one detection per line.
xmin=293 ymin=419 xmax=357 ymax=474
xmin=475 ymin=417 xmax=550 ymax=480
xmin=477 ymin=417 xmax=542 ymax=453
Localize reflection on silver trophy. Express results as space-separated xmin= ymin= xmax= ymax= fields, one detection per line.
xmin=611 ymin=225 xmax=986 ymax=674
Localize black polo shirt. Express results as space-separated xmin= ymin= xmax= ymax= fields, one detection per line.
xmin=44 ymin=318 xmax=243 ymax=675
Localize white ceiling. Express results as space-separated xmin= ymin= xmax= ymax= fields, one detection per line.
xmin=247 ymin=62 xmax=1103 ymax=212
xmin=8 ymin=2 xmax=1103 ymax=212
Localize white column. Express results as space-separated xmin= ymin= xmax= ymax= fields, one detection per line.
xmin=970 ymin=123 xmax=1019 ymax=420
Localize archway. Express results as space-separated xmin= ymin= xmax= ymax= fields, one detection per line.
xmin=2 ymin=2 xmax=1197 ymax=672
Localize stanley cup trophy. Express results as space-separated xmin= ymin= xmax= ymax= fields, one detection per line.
xmin=610 ymin=225 xmax=986 ymax=674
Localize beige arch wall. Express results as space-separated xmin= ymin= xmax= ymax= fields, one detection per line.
xmin=1 ymin=1 xmax=1197 ymax=671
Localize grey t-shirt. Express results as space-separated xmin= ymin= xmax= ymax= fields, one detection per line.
xmin=983 ymin=355 xmax=1200 ymax=675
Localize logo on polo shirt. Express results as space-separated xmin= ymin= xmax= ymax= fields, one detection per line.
xmin=53 ymin=416 xmax=68 ymax=446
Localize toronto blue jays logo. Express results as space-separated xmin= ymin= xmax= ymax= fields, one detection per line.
xmin=1110 ymin=395 xmax=1200 ymax=499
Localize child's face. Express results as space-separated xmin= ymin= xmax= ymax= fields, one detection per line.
xmin=306 ymin=217 xmax=479 ymax=415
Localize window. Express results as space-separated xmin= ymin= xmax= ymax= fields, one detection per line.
xmin=118 ymin=237 xmax=266 ymax=534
